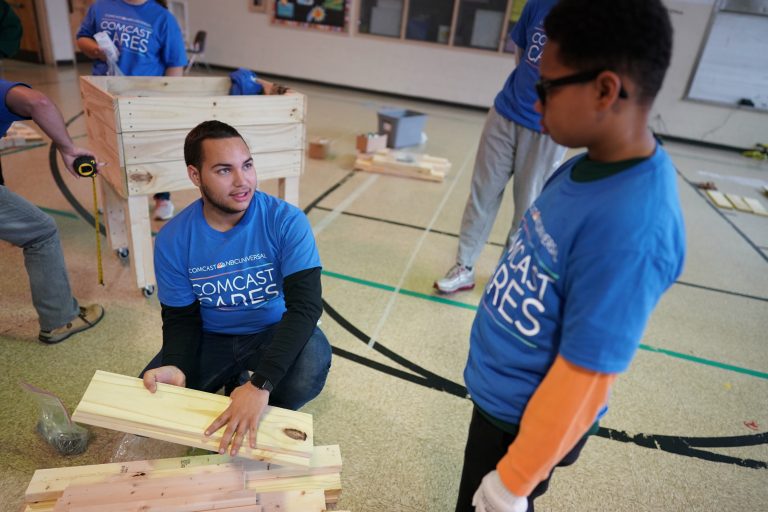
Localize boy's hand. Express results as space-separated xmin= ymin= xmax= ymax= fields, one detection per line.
xmin=205 ymin=382 xmax=268 ymax=456
xmin=142 ymin=365 xmax=186 ymax=392
xmin=472 ymin=470 xmax=528 ymax=512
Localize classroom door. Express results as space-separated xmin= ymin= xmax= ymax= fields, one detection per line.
xmin=8 ymin=0 xmax=43 ymax=63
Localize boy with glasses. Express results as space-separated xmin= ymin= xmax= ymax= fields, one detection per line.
xmin=457 ymin=1 xmax=684 ymax=511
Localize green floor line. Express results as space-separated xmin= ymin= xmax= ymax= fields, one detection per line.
xmin=639 ymin=344 xmax=768 ymax=379
xmin=322 ymin=269 xmax=768 ymax=380
xmin=322 ymin=269 xmax=477 ymax=311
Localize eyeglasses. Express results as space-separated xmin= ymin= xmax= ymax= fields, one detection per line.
xmin=535 ymin=69 xmax=629 ymax=105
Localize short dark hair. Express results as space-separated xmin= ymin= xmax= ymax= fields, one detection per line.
xmin=544 ymin=0 xmax=673 ymax=105
xmin=184 ymin=120 xmax=246 ymax=169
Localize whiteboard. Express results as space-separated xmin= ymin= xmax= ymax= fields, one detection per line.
xmin=687 ymin=11 xmax=768 ymax=110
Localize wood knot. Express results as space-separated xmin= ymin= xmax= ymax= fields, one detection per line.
xmin=282 ymin=428 xmax=307 ymax=441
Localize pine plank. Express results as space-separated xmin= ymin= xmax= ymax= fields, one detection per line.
xmin=705 ymin=189 xmax=733 ymax=209
xmin=259 ymin=489 xmax=326 ymax=512
xmin=54 ymin=467 xmax=245 ymax=509
xmin=58 ymin=489 xmax=259 ymax=512
xmin=725 ymin=193 xmax=753 ymax=212
xmin=116 ymin=95 xmax=304 ymax=133
xmin=26 ymin=446 xmax=341 ymax=503
xmin=125 ymin=150 xmax=302 ymax=196
xmin=123 ymin=124 xmax=303 ymax=165
xmin=71 ymin=371 xmax=313 ymax=467
xmin=102 ymin=76 xmax=231 ymax=97
xmin=743 ymin=197 xmax=768 ymax=216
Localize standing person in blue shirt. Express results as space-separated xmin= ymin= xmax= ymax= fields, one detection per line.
xmin=458 ymin=0 xmax=684 ymax=511
xmin=141 ymin=121 xmax=332 ymax=456
xmin=435 ymin=0 xmax=566 ymax=294
xmin=76 ymin=0 xmax=187 ymax=221
xmin=0 ymin=80 xmax=105 ymax=343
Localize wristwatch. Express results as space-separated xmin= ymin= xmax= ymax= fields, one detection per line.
xmin=249 ymin=373 xmax=274 ymax=393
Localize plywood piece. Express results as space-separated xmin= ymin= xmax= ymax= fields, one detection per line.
xmin=123 ymin=124 xmax=303 ymax=165
xmin=706 ymin=189 xmax=733 ymax=209
xmin=743 ymin=197 xmax=768 ymax=216
xmin=116 ymin=95 xmax=304 ymax=133
xmin=126 ymin=151 xmax=302 ymax=196
xmin=71 ymin=371 xmax=313 ymax=467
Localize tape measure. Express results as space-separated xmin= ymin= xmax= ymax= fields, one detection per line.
xmin=73 ymin=155 xmax=104 ymax=286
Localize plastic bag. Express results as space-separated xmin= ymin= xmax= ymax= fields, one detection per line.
xmin=20 ymin=381 xmax=89 ymax=455
xmin=93 ymin=31 xmax=123 ymax=76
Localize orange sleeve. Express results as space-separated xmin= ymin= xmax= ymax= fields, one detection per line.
xmin=497 ymin=355 xmax=616 ymax=496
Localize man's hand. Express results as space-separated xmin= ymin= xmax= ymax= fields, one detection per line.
xmin=142 ymin=365 xmax=186 ymax=393
xmin=472 ymin=470 xmax=528 ymax=512
xmin=58 ymin=145 xmax=104 ymax=179
xmin=205 ymin=382 xmax=268 ymax=456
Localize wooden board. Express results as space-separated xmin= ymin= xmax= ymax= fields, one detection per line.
xmin=706 ymin=189 xmax=733 ymax=209
xmin=725 ymin=193 xmax=753 ymax=212
xmin=125 ymin=151 xmax=302 ymax=196
xmin=71 ymin=371 xmax=313 ymax=467
xmin=354 ymin=150 xmax=449 ymax=182
xmin=743 ymin=197 xmax=768 ymax=216
xmin=123 ymin=124 xmax=303 ymax=165
xmin=116 ymin=95 xmax=304 ymax=133
xmin=26 ymin=445 xmax=342 ymax=503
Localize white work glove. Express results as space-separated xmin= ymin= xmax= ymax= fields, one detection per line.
xmin=472 ymin=470 xmax=528 ymax=512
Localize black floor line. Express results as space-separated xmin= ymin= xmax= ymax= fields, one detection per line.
xmin=312 ymin=205 xmax=505 ymax=248
xmin=310 ymin=193 xmax=765 ymax=302
xmin=675 ymin=280 xmax=768 ymax=302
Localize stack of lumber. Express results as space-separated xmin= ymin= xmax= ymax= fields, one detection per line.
xmin=18 ymin=370 xmax=348 ymax=511
xmin=0 ymin=121 xmax=43 ymax=150
xmin=354 ymin=149 xmax=450 ymax=182
xmin=22 ymin=445 xmax=344 ymax=512
xmin=705 ymin=190 xmax=768 ymax=216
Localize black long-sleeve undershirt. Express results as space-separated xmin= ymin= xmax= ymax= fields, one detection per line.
xmin=160 ymin=266 xmax=323 ymax=390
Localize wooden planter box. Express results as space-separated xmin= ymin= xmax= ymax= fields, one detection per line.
xmin=79 ymin=76 xmax=306 ymax=295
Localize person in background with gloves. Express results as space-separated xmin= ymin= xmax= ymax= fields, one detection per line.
xmin=456 ymin=0 xmax=684 ymax=510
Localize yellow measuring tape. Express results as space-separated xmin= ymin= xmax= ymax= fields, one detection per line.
xmin=73 ymin=156 xmax=104 ymax=286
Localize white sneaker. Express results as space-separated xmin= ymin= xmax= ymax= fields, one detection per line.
xmin=154 ymin=199 xmax=175 ymax=220
xmin=434 ymin=263 xmax=475 ymax=294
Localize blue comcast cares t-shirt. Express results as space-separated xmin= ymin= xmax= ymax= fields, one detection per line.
xmin=494 ymin=0 xmax=558 ymax=131
xmin=154 ymin=192 xmax=321 ymax=335
xmin=0 ymin=80 xmax=30 ymax=137
xmin=465 ymin=145 xmax=685 ymax=424
xmin=77 ymin=0 xmax=186 ymax=76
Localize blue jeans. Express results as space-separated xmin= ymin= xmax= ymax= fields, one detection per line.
xmin=142 ymin=326 xmax=332 ymax=410
xmin=0 ymin=185 xmax=79 ymax=330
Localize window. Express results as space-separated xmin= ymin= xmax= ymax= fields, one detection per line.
xmin=686 ymin=0 xmax=768 ymax=110
xmin=454 ymin=0 xmax=508 ymax=50
xmin=359 ymin=0 xmax=404 ymax=38
xmin=405 ymin=0 xmax=455 ymax=45
xmin=356 ymin=0 xmax=530 ymax=54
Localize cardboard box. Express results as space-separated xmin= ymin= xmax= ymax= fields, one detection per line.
xmin=356 ymin=133 xmax=388 ymax=153
xmin=308 ymin=138 xmax=330 ymax=159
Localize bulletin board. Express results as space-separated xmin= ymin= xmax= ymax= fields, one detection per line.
xmin=273 ymin=0 xmax=348 ymax=32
